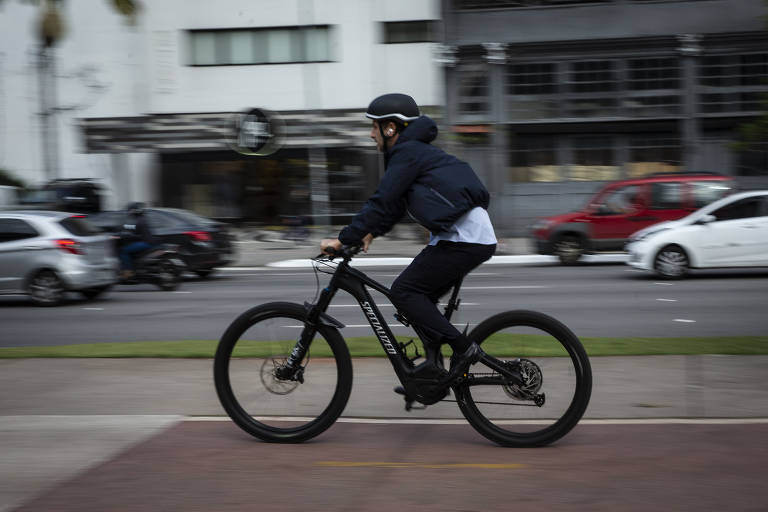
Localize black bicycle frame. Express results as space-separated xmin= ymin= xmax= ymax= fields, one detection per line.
xmin=284 ymin=255 xmax=460 ymax=385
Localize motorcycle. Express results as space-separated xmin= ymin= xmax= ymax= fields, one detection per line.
xmin=115 ymin=238 xmax=185 ymax=291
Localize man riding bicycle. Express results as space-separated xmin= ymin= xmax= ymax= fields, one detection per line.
xmin=321 ymin=93 xmax=497 ymax=375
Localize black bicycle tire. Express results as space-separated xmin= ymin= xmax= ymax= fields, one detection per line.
xmin=214 ymin=302 xmax=353 ymax=443
xmin=457 ymin=310 xmax=592 ymax=447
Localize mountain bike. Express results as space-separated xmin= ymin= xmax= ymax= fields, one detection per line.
xmin=214 ymin=245 xmax=592 ymax=447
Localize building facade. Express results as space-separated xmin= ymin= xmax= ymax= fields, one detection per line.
xmin=442 ymin=0 xmax=768 ymax=235
xmin=1 ymin=0 xmax=442 ymax=226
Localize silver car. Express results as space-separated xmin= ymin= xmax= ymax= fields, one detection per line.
xmin=0 ymin=211 xmax=118 ymax=305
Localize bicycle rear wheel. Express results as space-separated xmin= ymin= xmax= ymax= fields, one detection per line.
xmin=456 ymin=310 xmax=592 ymax=447
xmin=214 ymin=302 xmax=353 ymax=443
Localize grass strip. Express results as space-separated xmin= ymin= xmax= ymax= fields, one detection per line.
xmin=0 ymin=335 xmax=766 ymax=358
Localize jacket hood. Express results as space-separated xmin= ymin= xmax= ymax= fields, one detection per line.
xmin=397 ymin=115 xmax=437 ymax=144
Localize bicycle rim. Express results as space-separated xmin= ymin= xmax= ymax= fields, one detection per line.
xmin=457 ymin=310 xmax=592 ymax=447
xmin=214 ymin=302 xmax=352 ymax=443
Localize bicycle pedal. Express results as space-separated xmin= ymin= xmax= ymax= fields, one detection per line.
xmin=404 ymin=399 xmax=426 ymax=411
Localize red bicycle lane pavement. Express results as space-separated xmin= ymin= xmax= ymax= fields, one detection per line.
xmin=14 ymin=419 xmax=768 ymax=512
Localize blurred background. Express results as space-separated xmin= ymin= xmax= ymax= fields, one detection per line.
xmin=0 ymin=0 xmax=767 ymax=237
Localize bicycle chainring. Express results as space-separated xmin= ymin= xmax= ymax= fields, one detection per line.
xmin=502 ymin=358 xmax=543 ymax=401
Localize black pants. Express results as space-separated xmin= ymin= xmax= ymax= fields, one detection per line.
xmin=390 ymin=241 xmax=496 ymax=352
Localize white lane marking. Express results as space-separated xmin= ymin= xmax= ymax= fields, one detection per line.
xmin=656 ymin=298 xmax=678 ymax=302
xmin=187 ymin=416 xmax=768 ymax=425
xmin=674 ymin=318 xmax=696 ymax=323
xmin=462 ymin=285 xmax=547 ymax=290
xmin=83 ymin=307 xmax=104 ymax=311
xmin=173 ymin=291 xmax=192 ymax=294
xmin=654 ymin=282 xmax=675 ymax=286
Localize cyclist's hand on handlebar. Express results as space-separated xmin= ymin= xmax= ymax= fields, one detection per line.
xmin=320 ymin=238 xmax=343 ymax=256
xmin=361 ymin=233 xmax=373 ymax=253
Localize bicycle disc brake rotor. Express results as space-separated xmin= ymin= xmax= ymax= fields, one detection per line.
xmin=260 ymin=357 xmax=300 ymax=395
xmin=502 ymin=358 xmax=542 ymax=400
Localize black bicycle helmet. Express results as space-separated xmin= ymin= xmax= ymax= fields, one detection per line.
xmin=365 ymin=93 xmax=420 ymax=123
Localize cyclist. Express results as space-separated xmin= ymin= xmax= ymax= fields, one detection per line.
xmin=321 ymin=93 xmax=497 ymax=374
xmin=118 ymin=202 xmax=155 ymax=279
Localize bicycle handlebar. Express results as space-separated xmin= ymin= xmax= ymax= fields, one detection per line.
xmin=315 ymin=245 xmax=362 ymax=261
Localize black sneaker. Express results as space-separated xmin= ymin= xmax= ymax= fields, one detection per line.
xmin=449 ymin=342 xmax=483 ymax=374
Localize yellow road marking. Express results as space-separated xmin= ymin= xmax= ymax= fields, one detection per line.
xmin=314 ymin=461 xmax=525 ymax=469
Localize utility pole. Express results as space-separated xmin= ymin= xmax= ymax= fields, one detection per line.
xmin=37 ymin=0 xmax=65 ymax=182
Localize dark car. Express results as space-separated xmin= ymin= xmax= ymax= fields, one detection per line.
xmin=18 ymin=179 xmax=103 ymax=213
xmin=531 ymin=172 xmax=735 ymax=264
xmin=88 ymin=208 xmax=235 ymax=277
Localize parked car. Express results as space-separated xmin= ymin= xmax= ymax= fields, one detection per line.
xmin=626 ymin=190 xmax=768 ymax=279
xmin=87 ymin=207 xmax=235 ymax=278
xmin=17 ymin=178 xmax=104 ymax=214
xmin=0 ymin=211 xmax=118 ymax=305
xmin=531 ymin=172 xmax=735 ymax=264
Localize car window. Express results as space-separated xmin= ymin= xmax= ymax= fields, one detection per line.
xmin=711 ymin=197 xmax=764 ymax=221
xmin=146 ymin=210 xmax=183 ymax=229
xmin=597 ymin=185 xmax=642 ymax=215
xmin=0 ymin=218 xmax=39 ymax=242
xmin=692 ymin=181 xmax=733 ymax=208
xmin=59 ymin=216 xmax=101 ymax=236
xmin=650 ymin=182 xmax=682 ymax=209
xmin=87 ymin=212 xmax=126 ymax=231
xmin=163 ymin=208 xmax=217 ymax=226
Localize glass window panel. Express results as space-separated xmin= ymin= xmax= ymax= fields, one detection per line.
xmin=627 ymin=136 xmax=681 ymax=177
xmin=692 ymin=181 xmax=734 ymax=208
xmin=191 ymin=32 xmax=217 ymax=65
xmin=252 ymin=30 xmax=269 ymax=63
xmin=230 ymin=31 xmax=254 ymax=64
xmin=569 ymin=136 xmax=618 ymax=181
xmin=650 ymin=182 xmax=682 ymax=209
xmin=508 ymin=134 xmax=561 ymax=182
xmin=712 ymin=198 xmax=762 ymax=221
xmin=458 ymin=68 xmax=489 ymax=115
xmin=267 ymin=29 xmax=294 ymax=63
xmin=304 ymin=27 xmax=330 ymax=61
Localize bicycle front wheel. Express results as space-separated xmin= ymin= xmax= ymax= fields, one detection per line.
xmin=457 ymin=310 xmax=592 ymax=447
xmin=214 ymin=302 xmax=353 ymax=443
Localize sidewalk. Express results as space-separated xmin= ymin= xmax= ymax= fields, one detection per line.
xmin=2 ymin=356 xmax=768 ymax=512
xmin=228 ymin=228 xmax=545 ymax=268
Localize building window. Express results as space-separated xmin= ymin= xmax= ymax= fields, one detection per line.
xmin=736 ymin=143 xmax=768 ymax=176
xmin=188 ymin=26 xmax=333 ymax=66
xmin=566 ymin=60 xmax=618 ymax=117
xmin=627 ymin=136 xmax=681 ymax=177
xmin=505 ymin=62 xmax=559 ymax=120
xmin=569 ymin=135 xmax=619 ymax=181
xmin=381 ymin=20 xmax=436 ymax=43
xmin=699 ymin=53 xmax=768 ymax=114
xmin=508 ymin=134 xmax=561 ymax=182
xmin=457 ymin=66 xmax=489 ymax=115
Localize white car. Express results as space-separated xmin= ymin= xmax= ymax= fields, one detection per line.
xmin=0 ymin=211 xmax=118 ymax=305
xmin=626 ymin=190 xmax=768 ymax=279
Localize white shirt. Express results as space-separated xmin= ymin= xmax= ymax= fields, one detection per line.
xmin=429 ymin=206 xmax=497 ymax=246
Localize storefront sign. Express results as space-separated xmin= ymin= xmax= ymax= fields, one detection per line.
xmin=231 ymin=108 xmax=283 ymax=156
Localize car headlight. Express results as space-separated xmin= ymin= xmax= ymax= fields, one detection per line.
xmin=631 ymin=227 xmax=669 ymax=242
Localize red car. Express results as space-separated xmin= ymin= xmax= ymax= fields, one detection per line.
xmin=531 ymin=173 xmax=734 ymax=264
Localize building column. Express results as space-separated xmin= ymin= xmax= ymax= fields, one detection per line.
xmin=678 ymin=34 xmax=703 ymax=171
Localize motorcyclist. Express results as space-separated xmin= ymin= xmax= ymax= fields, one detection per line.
xmin=321 ymin=93 xmax=497 ymax=376
xmin=119 ymin=202 xmax=156 ymax=279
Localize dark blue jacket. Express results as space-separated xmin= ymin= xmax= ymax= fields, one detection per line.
xmin=339 ymin=116 xmax=489 ymax=245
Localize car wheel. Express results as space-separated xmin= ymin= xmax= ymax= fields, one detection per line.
xmin=28 ymin=270 xmax=66 ymax=306
xmin=554 ymin=235 xmax=584 ymax=265
xmin=80 ymin=285 xmax=112 ymax=300
xmin=654 ymin=245 xmax=689 ymax=279
xmin=194 ymin=268 xmax=215 ymax=279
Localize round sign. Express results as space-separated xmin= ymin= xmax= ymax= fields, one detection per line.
xmin=231 ymin=108 xmax=283 ymax=156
